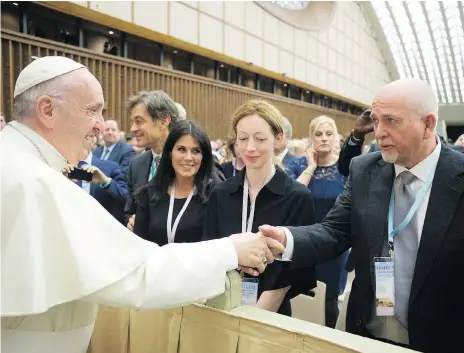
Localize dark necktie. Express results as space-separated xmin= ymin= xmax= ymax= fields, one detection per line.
xmin=101 ymin=148 xmax=110 ymax=160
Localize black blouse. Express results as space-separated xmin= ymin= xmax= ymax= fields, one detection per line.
xmin=203 ymin=167 xmax=316 ymax=315
xmin=134 ymin=188 xmax=207 ymax=246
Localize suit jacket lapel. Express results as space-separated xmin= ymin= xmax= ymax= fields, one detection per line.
xmin=367 ymin=160 xmax=394 ymax=258
xmin=108 ymin=141 xmax=120 ymax=161
xmin=142 ymin=151 xmax=153 ymax=183
xmin=409 ymin=147 xmax=464 ymax=305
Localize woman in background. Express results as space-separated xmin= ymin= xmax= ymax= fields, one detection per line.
xmin=221 ymin=137 xmax=245 ymax=179
xmin=134 ymin=120 xmax=215 ymax=245
xmin=204 ymin=100 xmax=316 ymax=316
xmin=286 ymin=115 xmax=349 ymax=328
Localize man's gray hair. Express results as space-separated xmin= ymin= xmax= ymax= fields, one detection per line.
xmin=175 ymin=102 xmax=187 ymax=120
xmin=127 ymin=90 xmax=178 ymax=127
xmin=281 ymin=117 xmax=293 ymax=139
xmin=13 ymin=74 xmax=70 ymax=119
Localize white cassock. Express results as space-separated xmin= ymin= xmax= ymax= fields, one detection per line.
xmin=1 ymin=121 xmax=238 ymax=353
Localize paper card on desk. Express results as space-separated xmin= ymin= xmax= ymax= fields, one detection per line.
xmin=374 ymin=257 xmax=395 ymax=316
xmin=241 ymin=278 xmax=258 ymax=306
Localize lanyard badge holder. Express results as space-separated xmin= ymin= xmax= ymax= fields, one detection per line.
xmin=240 ymin=167 xmax=275 ymax=306
xmin=166 ymin=183 xmax=195 ymax=244
xmin=373 ymin=171 xmax=433 ymax=316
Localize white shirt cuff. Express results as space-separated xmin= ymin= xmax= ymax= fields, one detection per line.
xmin=223 ymin=238 xmax=239 ymax=270
xmin=278 ymin=227 xmax=294 ymax=261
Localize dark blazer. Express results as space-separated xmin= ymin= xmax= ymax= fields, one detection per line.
xmin=286 ymin=145 xmax=464 ymax=353
xmin=90 ymin=156 xmax=128 ymax=224
xmin=282 ymin=151 xmax=297 ymax=169
xmin=94 ymin=140 xmax=136 ymax=177
xmin=125 ymin=150 xmax=153 ymax=224
xmin=338 ymin=133 xmax=379 ymax=177
xmin=124 ymin=150 xmax=226 ymax=224
xmin=450 ymin=145 xmax=464 ymax=153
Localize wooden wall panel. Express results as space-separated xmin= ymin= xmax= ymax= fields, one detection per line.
xmin=1 ymin=29 xmax=357 ymax=139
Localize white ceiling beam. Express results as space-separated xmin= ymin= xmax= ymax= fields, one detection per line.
xmin=359 ymin=1 xmax=399 ymax=81
xmin=403 ymin=3 xmax=430 ymax=83
xmin=421 ymin=1 xmax=448 ymax=104
xmin=439 ymin=2 xmax=460 ymax=103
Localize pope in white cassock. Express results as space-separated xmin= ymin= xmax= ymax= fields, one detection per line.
xmin=0 ymin=56 xmax=284 ymax=353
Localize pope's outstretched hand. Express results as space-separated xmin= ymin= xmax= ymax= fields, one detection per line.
xmin=229 ymin=232 xmax=285 ymax=276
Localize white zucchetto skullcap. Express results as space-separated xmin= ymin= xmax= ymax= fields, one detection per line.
xmin=14 ymin=56 xmax=85 ymax=98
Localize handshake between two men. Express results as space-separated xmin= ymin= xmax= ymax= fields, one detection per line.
xmin=228 ymin=225 xmax=287 ymax=276
xmin=127 ymin=213 xmax=287 ymax=276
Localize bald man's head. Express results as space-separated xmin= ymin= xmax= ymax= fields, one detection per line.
xmin=371 ymin=78 xmax=439 ymax=168
xmin=375 ymin=78 xmax=439 ymax=120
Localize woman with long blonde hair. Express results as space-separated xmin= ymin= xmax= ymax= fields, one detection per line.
xmin=286 ymin=115 xmax=349 ymax=328
xmin=203 ymin=100 xmax=316 ymax=316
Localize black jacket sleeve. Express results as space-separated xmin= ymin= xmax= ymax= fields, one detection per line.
xmin=270 ymin=190 xmax=317 ymax=297
xmin=202 ymin=187 xmax=221 ymax=241
xmin=133 ymin=190 xmax=150 ymax=241
xmin=288 ymin=165 xmax=354 ymax=270
xmin=124 ymin=161 xmax=137 ymax=225
xmin=338 ymin=133 xmax=363 ymax=177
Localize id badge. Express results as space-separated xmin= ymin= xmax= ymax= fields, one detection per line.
xmin=241 ymin=278 xmax=258 ymax=306
xmin=374 ymin=257 xmax=395 ymax=316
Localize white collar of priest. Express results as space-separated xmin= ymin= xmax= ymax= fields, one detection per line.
xmin=9 ymin=120 xmax=67 ymax=172
xmin=394 ymin=135 xmax=441 ymax=182
xmin=84 ymin=151 xmax=93 ymax=165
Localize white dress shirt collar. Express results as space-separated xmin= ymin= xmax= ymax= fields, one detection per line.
xmin=103 ymin=142 xmax=117 ymax=154
xmin=8 ymin=121 xmax=67 ymax=172
xmin=83 ymin=151 xmax=93 ymax=165
xmin=394 ymin=138 xmax=442 ymax=182
xmin=276 ymin=148 xmax=289 ymax=163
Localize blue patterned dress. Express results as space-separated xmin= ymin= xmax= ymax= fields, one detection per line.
xmin=286 ymin=157 xmax=349 ymax=300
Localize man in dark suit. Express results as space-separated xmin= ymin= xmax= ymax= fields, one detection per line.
xmin=72 ymin=133 xmax=128 ymax=224
xmin=260 ymin=79 xmax=464 ymax=353
xmin=275 ymin=116 xmax=297 ymax=169
xmin=94 ymin=119 xmax=135 ymax=177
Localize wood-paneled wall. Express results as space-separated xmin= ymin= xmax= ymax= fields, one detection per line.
xmin=1 ymin=29 xmax=358 ymax=139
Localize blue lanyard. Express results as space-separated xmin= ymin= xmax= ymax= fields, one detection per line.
xmin=233 ymin=160 xmax=237 ymax=177
xmin=387 ymin=170 xmax=434 ymax=257
xmin=150 ymin=159 xmax=156 ymax=180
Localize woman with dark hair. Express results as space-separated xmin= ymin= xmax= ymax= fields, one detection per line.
xmin=133 ymin=120 xmax=215 ymax=245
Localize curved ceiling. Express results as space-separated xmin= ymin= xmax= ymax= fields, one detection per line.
xmin=371 ymin=1 xmax=464 ymax=104
xmin=256 ymin=1 xmax=334 ymax=31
